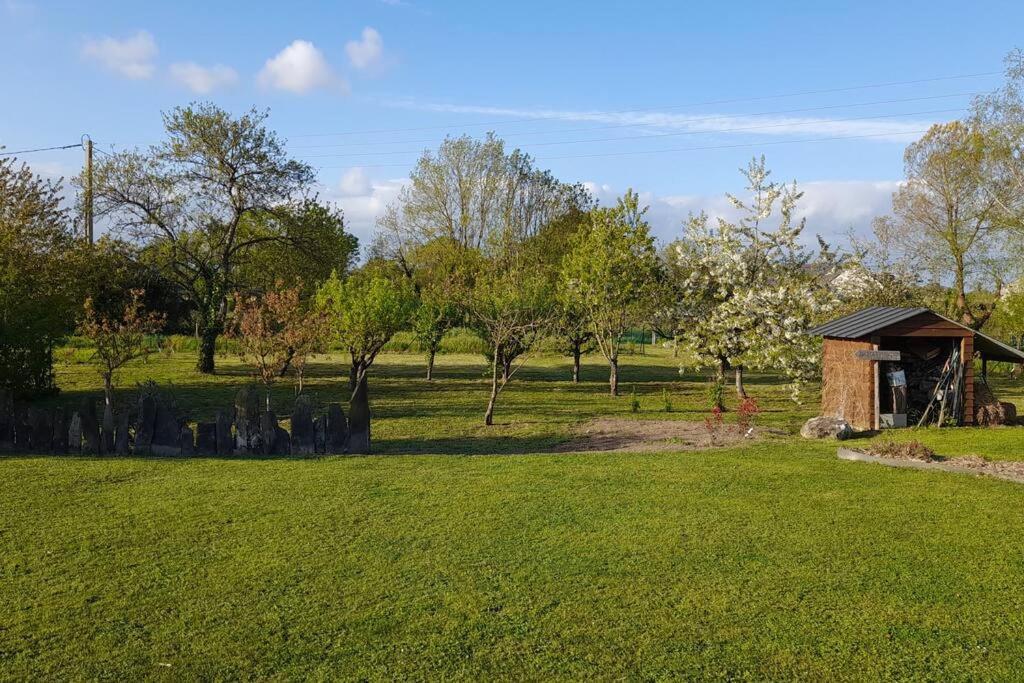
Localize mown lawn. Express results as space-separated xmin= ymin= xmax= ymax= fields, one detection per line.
xmin=3 ymin=348 xmax=1024 ymax=679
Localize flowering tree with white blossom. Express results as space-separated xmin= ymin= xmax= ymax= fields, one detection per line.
xmin=674 ymin=157 xmax=838 ymax=403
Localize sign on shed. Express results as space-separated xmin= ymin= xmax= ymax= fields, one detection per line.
xmin=854 ymin=350 xmax=901 ymax=361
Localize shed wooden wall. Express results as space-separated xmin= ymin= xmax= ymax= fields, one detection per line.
xmin=875 ymin=312 xmax=974 ymax=425
xmin=821 ymin=337 xmax=875 ymax=430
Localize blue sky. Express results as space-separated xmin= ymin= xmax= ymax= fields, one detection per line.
xmin=2 ymin=0 xmax=1021 ymax=247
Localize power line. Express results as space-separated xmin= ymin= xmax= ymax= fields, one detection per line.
xmin=299 ymin=107 xmax=964 ymax=159
xmin=0 ymin=143 xmax=82 ymax=157
xmin=291 ymin=70 xmax=997 ymax=139
xmin=288 ymin=91 xmax=980 ymax=150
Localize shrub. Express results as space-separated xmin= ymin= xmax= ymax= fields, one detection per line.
xmin=737 ymin=396 xmax=760 ymax=434
xmin=630 ymin=386 xmax=641 ymax=413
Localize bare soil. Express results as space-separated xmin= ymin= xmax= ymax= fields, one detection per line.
xmin=854 ymin=443 xmax=1024 ymax=484
xmin=554 ymin=417 xmax=768 ymax=453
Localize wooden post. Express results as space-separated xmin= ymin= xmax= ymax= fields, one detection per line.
xmin=83 ymin=136 xmax=94 ymax=245
xmin=872 ymin=337 xmax=880 ymax=431
xmin=963 ymin=335 xmax=974 ymax=425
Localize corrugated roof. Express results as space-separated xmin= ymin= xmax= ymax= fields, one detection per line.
xmin=809 ymin=306 xmax=1024 ymax=363
xmin=807 ymin=306 xmax=930 ymax=338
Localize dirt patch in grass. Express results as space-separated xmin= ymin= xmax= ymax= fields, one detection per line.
xmin=853 ymin=440 xmax=1024 ymax=483
xmin=554 ymin=417 xmax=769 ymax=453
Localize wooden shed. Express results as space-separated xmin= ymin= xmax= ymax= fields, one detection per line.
xmin=808 ymin=307 xmax=1024 ymax=431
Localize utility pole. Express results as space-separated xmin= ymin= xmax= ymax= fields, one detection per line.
xmin=83 ymin=135 xmax=94 ymax=245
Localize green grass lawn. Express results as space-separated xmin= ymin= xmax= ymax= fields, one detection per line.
xmin=4 ymin=348 xmax=1024 ymax=679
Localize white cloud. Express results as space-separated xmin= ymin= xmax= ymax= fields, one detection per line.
xmin=345 ymin=27 xmax=385 ymax=71
xmin=81 ymin=30 xmax=158 ymax=80
xmin=169 ymin=62 xmax=239 ymax=94
xmin=258 ymin=40 xmax=346 ymax=94
xmin=384 ymin=99 xmax=949 ymax=143
xmin=338 ymin=167 xmax=373 ymax=197
xmin=582 ymin=179 xmax=900 ymax=246
xmin=322 ymin=170 xmax=407 ymax=244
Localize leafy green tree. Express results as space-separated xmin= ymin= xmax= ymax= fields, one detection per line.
xmin=235 ymin=199 xmax=358 ymax=299
xmin=561 ymin=191 xmax=662 ymax=396
xmin=464 ymin=257 xmax=555 ymax=425
xmin=90 ymin=103 xmax=316 ymax=374
xmin=0 ymin=154 xmax=77 ymax=396
xmin=316 ymin=266 xmax=417 ymax=400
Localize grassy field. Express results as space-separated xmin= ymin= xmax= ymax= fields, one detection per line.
xmin=4 ymin=347 xmax=1024 ymax=679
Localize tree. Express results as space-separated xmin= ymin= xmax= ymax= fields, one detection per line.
xmin=0 ymin=154 xmax=77 ymax=396
xmin=972 ymin=50 xmax=1024 ymax=248
xmin=674 ymin=157 xmax=836 ymax=402
xmin=401 ymin=237 xmax=465 ymax=380
xmin=235 ymin=199 xmax=358 ymax=299
xmin=561 ymin=191 xmax=662 ymax=396
xmin=316 ymin=266 xmax=417 ymax=401
xmin=90 ymin=103 xmax=316 ymax=374
xmin=881 ymin=121 xmax=1002 ymax=329
xmin=374 ymin=135 xmax=582 ymax=422
xmin=77 ymin=289 xmax=164 ymax=409
xmin=465 ymin=258 xmax=555 ymax=425
xmin=231 ymin=282 xmax=327 ymax=405
xmin=231 ymin=285 xmax=298 ymax=410
xmin=553 ymin=302 xmax=596 ymax=384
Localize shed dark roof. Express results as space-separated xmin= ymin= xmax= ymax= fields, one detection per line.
xmin=807 ymin=306 xmax=930 ymax=338
xmin=809 ymin=306 xmax=1024 ymax=363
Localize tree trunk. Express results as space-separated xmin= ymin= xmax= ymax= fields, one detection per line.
xmin=197 ymin=328 xmax=218 ymax=374
xmin=426 ymin=348 xmax=436 ymax=381
xmin=277 ymin=347 xmax=295 ymax=377
xmin=103 ymin=374 xmax=113 ymax=408
xmin=349 ymin=360 xmax=359 ymax=391
xmin=484 ymin=354 xmax=499 ymax=426
xmin=502 ymin=354 xmax=512 ymax=382
xmin=609 ymin=356 xmax=619 ymax=397
xmin=735 ymin=364 xmax=747 ymax=399
xmin=571 ymin=346 xmax=581 ymax=383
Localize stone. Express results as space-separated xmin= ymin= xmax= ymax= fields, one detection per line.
xmin=235 ymin=386 xmax=262 ymax=454
xmin=196 ymin=422 xmax=217 ymax=455
xmin=179 ymin=425 xmax=195 ymax=456
xmin=51 ymin=407 xmax=68 ymax=454
xmin=326 ymin=403 xmax=348 ymax=454
xmin=136 ymin=395 xmax=157 ymax=454
xmin=273 ymin=425 xmax=291 ymax=456
xmin=259 ymin=411 xmax=290 ymax=456
xmin=29 ymin=407 xmax=53 ymax=452
xmin=800 ymin=416 xmax=853 ymax=440
xmin=114 ymin=411 xmax=130 ymax=455
xmin=67 ymin=412 xmax=82 ymax=454
xmin=13 ymin=408 xmax=31 ymax=451
xmin=0 ymin=389 xmax=13 ymax=450
xmin=290 ymin=395 xmax=315 ymax=455
xmin=80 ymin=398 xmax=100 ymax=455
xmin=215 ymin=410 xmax=233 ymax=455
xmin=314 ymin=415 xmax=326 ymax=454
xmin=151 ymin=402 xmax=181 ymax=457
xmin=347 ymin=378 xmax=371 ymax=455
xmin=101 ymin=403 xmax=115 ymax=455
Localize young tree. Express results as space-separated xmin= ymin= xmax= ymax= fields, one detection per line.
xmin=77 ymin=289 xmax=164 ymax=409
xmin=561 ymin=191 xmax=662 ymax=396
xmin=90 ymin=103 xmax=316 ymax=374
xmin=231 ymin=286 xmax=298 ymax=410
xmin=231 ymin=283 xmax=326 ymax=405
xmin=554 ymin=302 xmax=596 ymax=383
xmin=674 ymin=157 xmax=836 ymax=402
xmin=465 ymin=258 xmax=555 ymax=425
xmin=316 ymin=266 xmax=417 ymax=401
